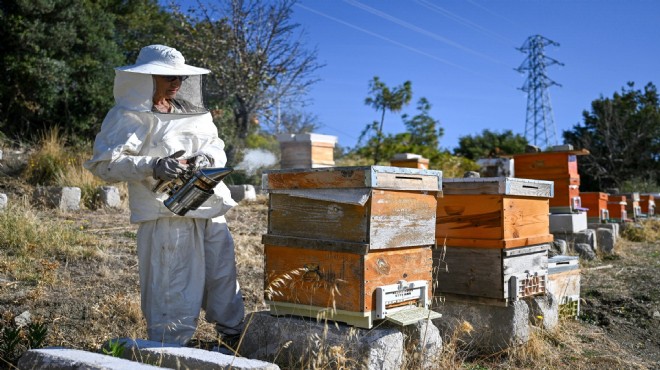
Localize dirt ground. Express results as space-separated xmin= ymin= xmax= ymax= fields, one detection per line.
xmin=0 ymin=160 xmax=659 ymax=369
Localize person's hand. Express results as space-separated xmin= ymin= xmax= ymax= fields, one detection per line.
xmin=153 ymin=151 xmax=186 ymax=180
xmin=189 ymin=154 xmax=213 ymax=169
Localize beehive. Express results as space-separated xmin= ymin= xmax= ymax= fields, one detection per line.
xmin=607 ymin=194 xmax=629 ymax=222
xmin=547 ymin=255 xmax=581 ymax=318
xmin=512 ymin=149 xmax=589 ymax=212
xmin=277 ymin=133 xmax=337 ymax=169
xmin=436 ymin=177 xmax=554 ymax=249
xmin=581 ymin=192 xmax=610 ymax=223
xmin=622 ymin=192 xmax=642 ymax=220
xmin=389 ymin=153 xmax=430 ymax=169
xmin=433 ymin=244 xmax=549 ymax=306
xmin=640 ymin=194 xmax=656 ymax=217
xmin=262 ymin=166 xmax=443 ymax=328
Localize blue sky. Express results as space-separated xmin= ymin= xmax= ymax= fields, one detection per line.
xmin=167 ymin=0 xmax=659 ymax=151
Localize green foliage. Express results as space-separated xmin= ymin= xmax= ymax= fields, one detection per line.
xmin=564 ymin=82 xmax=660 ymax=191
xmin=454 ymin=129 xmax=528 ymax=160
xmin=360 ymin=76 xmax=413 ymax=164
xmin=102 ymin=339 xmax=127 ymax=358
xmin=0 ymin=313 xmax=49 ymax=367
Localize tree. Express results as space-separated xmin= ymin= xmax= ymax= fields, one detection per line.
xmin=0 ymin=0 xmax=176 ymax=143
xmin=170 ymin=0 xmax=321 ymax=161
xmin=454 ymin=129 xmax=528 ymax=160
xmin=563 ymin=82 xmax=660 ymax=190
xmin=360 ymin=76 xmax=412 ymax=164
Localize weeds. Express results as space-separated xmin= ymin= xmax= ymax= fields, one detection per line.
xmin=621 ymin=218 xmax=660 ymax=242
xmin=0 ymin=312 xmax=49 ymax=368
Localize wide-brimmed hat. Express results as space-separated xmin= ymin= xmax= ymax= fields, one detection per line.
xmin=115 ymin=44 xmax=210 ymax=75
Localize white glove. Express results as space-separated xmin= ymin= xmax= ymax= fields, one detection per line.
xmin=189 ymin=154 xmax=213 ymax=169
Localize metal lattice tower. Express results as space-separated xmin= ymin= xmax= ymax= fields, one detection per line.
xmin=516 ymin=35 xmax=563 ymax=148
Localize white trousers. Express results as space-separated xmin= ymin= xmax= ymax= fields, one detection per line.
xmin=136 ymin=216 xmax=245 ymax=345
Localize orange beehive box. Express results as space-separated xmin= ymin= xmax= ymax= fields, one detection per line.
xmin=640 ymin=194 xmax=656 ymax=217
xmin=436 ymin=177 xmax=554 ymax=249
xmin=607 ymin=195 xmax=629 ymax=222
xmin=263 ymin=235 xmax=432 ymax=328
xmin=580 ymin=192 xmax=610 ymax=222
xmin=512 ymin=149 xmax=589 ymax=211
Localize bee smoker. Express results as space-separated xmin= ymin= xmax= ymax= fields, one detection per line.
xmin=154 ymin=166 xmax=234 ymax=216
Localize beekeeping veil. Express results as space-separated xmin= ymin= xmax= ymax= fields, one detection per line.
xmin=114 ymin=44 xmax=210 ymax=113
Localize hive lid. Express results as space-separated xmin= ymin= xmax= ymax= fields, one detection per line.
xmin=442 ymin=177 xmax=553 ymax=198
xmin=263 ymin=165 xmax=442 ymax=192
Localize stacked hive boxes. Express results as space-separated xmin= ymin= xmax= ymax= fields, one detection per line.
xmin=607 ymin=194 xmax=630 ymax=223
xmin=433 ymin=177 xmax=554 ymax=306
xmin=276 ymin=133 xmax=338 ymax=169
xmin=640 ymin=194 xmax=656 ymax=217
xmin=512 ymin=149 xmax=589 ymax=213
xmin=581 ymin=192 xmax=610 ymax=223
xmin=261 ymin=166 xmax=443 ymax=328
xmin=622 ymin=192 xmax=643 ymax=220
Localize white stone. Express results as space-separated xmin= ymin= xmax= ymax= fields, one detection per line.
xmin=18 ymin=348 xmax=166 ymax=369
xmin=0 ymin=193 xmax=7 ymax=210
xmin=228 ymin=184 xmax=257 ymax=202
xmin=527 ymin=293 xmax=559 ymax=330
xmin=98 ymin=186 xmax=121 ymax=208
xmin=33 ymin=186 xmax=81 ymax=211
xmin=596 ymin=228 xmax=616 ymax=254
xmin=103 ymin=338 xmax=280 ymax=370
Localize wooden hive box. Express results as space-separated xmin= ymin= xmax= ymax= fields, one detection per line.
xmin=581 ymin=192 xmax=610 ymax=223
xmin=547 ymin=255 xmax=581 ymax=318
xmin=263 ymin=166 xmax=442 ymax=250
xmin=607 ymin=195 xmax=629 ymax=222
xmin=622 ymin=192 xmax=643 ymax=219
xmin=432 ymin=244 xmax=549 ymax=306
xmin=389 ymin=153 xmax=430 ymax=169
xmin=263 ymin=235 xmax=433 ymax=328
xmin=277 ymin=133 xmax=337 ymax=169
xmin=640 ymin=194 xmax=656 ymax=217
xmin=512 ymin=149 xmax=589 ymax=212
xmin=436 ymin=177 xmax=554 ymax=249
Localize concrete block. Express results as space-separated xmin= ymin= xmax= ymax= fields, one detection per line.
xmin=33 ymin=186 xmax=81 ymax=211
xmin=228 ymin=184 xmax=257 ymax=202
xmin=526 ymin=293 xmax=559 ymax=330
xmin=574 ymin=229 xmax=598 ymax=251
xmin=402 ymin=318 xmax=443 ymax=370
xmin=574 ymin=243 xmax=596 ymax=260
xmin=17 ymin=348 xmax=166 ymax=369
xmin=597 ymin=228 xmax=616 ymax=254
xmin=549 ymin=212 xmax=587 ymax=233
xmin=433 ymin=300 xmax=530 ymax=353
xmin=0 ymin=149 xmax=3 ymax=160
xmin=98 ymin=186 xmax=121 ymax=208
xmin=104 ymin=338 xmax=279 ymax=370
xmin=239 ymin=311 xmax=404 ymax=370
xmin=590 ymin=222 xmax=620 ymax=240
xmin=0 ymin=193 xmax=7 ymax=210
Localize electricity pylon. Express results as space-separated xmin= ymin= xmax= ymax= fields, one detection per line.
xmin=516 ymin=35 xmax=563 ymax=148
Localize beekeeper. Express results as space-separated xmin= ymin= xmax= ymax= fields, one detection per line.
xmin=84 ymin=44 xmax=245 ymax=346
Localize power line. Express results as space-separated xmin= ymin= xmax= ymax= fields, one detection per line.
xmin=515 ymin=35 xmax=564 ymax=148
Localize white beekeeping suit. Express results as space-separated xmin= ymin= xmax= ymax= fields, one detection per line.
xmin=85 ymin=45 xmax=244 ymax=345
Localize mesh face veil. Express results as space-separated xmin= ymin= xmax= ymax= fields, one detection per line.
xmin=115 ymin=44 xmax=211 ymax=115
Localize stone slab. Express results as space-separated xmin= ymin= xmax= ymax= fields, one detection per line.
xmin=239 ymin=311 xmax=420 ymax=370
xmin=0 ymin=193 xmax=7 ymax=210
xmin=18 ymin=348 xmax=167 ymax=370
xmin=98 ymin=186 xmax=121 ymax=208
xmin=104 ymin=338 xmax=280 ymax=370
xmin=432 ymin=300 xmax=530 ymax=353
xmin=33 ymin=186 xmax=81 ymax=211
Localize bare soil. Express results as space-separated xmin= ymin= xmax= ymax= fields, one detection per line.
xmin=0 ymin=153 xmax=659 ymax=369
